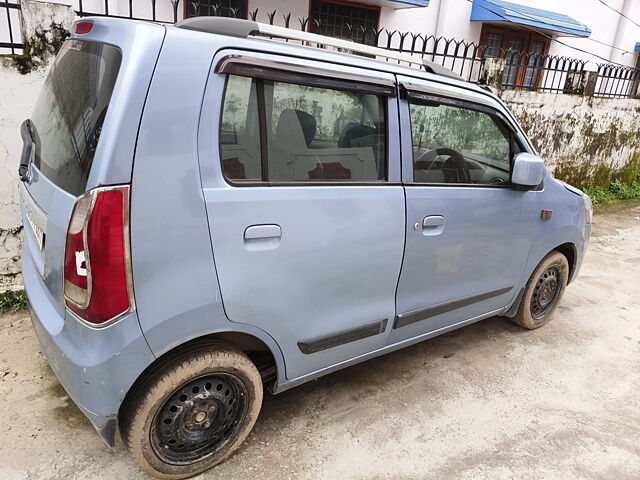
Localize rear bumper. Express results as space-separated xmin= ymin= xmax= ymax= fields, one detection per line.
xmin=23 ymin=247 xmax=156 ymax=447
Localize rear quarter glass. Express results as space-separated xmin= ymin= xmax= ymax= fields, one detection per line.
xmin=30 ymin=39 xmax=122 ymax=196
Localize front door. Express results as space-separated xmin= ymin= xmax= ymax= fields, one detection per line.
xmin=199 ymin=52 xmax=405 ymax=379
xmin=390 ymin=76 xmax=539 ymax=344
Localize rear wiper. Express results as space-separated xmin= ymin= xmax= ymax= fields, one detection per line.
xmin=19 ymin=119 xmax=33 ymax=182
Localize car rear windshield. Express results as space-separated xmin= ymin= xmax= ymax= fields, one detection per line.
xmin=31 ymin=40 xmax=122 ymax=196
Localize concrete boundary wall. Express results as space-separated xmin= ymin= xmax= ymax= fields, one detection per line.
xmin=501 ymin=91 xmax=640 ymax=187
xmin=0 ymin=64 xmax=48 ymax=292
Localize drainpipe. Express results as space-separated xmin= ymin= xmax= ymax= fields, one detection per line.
xmin=610 ymin=0 xmax=632 ymax=65
xmin=432 ymin=0 xmax=450 ymax=61
xmin=433 ymin=0 xmax=444 ymax=39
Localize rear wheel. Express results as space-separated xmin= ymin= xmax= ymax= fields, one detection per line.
xmin=511 ymin=251 xmax=569 ymax=330
xmin=122 ymin=346 xmax=262 ymax=479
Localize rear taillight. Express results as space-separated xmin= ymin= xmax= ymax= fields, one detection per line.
xmin=64 ymin=185 xmax=134 ymax=326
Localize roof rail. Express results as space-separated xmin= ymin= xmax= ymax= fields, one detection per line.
xmin=175 ymin=17 xmax=462 ymax=81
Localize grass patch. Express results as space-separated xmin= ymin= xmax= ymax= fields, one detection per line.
xmin=585 ymin=179 xmax=640 ymax=206
xmin=0 ymin=292 xmax=27 ymax=314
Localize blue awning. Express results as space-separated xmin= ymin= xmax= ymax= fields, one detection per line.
xmin=470 ymin=0 xmax=591 ymax=38
xmin=636 ymin=42 xmax=640 ymax=51
xmin=362 ymin=0 xmax=429 ymax=8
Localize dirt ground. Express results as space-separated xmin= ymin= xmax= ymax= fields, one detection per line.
xmin=1 ymin=205 xmax=639 ymax=480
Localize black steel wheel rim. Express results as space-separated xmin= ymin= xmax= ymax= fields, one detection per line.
xmin=151 ymin=373 xmax=248 ymax=465
xmin=530 ymin=265 xmax=560 ymax=319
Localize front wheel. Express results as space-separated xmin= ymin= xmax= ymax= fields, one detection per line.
xmin=511 ymin=251 xmax=569 ymax=330
xmin=121 ymin=346 xmax=263 ymax=479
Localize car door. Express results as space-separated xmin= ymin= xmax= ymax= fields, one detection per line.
xmin=389 ymin=76 xmax=539 ymax=345
xmin=198 ymin=51 xmax=405 ymax=380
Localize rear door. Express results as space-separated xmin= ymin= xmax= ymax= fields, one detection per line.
xmin=20 ymin=22 xmax=164 ymax=316
xmin=390 ymin=76 xmax=539 ymax=344
xmin=199 ymin=52 xmax=405 ymax=380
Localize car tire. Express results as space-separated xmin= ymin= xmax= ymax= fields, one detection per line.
xmin=121 ymin=344 xmax=263 ymax=479
xmin=511 ymin=251 xmax=569 ymax=330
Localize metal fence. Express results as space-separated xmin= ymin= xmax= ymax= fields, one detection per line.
xmin=499 ymin=51 xmax=587 ymax=94
xmin=386 ymin=33 xmax=587 ymax=93
xmin=8 ymin=1 xmax=626 ymax=98
xmin=0 ymin=0 xmax=22 ymax=54
xmin=595 ymin=63 xmax=640 ymax=98
xmin=72 ymin=2 xmax=590 ymax=94
xmin=74 ymin=0 xmax=183 ymax=23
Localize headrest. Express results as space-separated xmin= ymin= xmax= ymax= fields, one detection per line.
xmin=276 ymin=109 xmax=317 ymax=148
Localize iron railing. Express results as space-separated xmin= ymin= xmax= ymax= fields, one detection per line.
xmin=595 ymin=63 xmax=640 ymax=98
xmin=0 ymin=0 xmax=22 ymax=54
xmin=74 ymin=0 xmax=184 ymax=23
xmin=499 ymin=51 xmax=587 ymax=94
xmin=70 ymin=2 xmax=589 ymax=95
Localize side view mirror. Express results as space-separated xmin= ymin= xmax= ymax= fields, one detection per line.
xmin=512 ymin=153 xmax=546 ymax=188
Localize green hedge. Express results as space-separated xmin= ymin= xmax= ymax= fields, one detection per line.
xmin=584 ymin=179 xmax=640 ymax=205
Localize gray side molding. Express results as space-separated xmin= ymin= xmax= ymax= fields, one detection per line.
xmin=175 ymin=17 xmax=259 ymax=38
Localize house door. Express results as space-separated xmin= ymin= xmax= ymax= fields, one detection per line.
xmin=481 ymin=25 xmax=550 ymax=89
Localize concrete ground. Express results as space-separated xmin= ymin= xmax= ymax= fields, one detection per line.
xmin=1 ymin=205 xmax=639 ymax=480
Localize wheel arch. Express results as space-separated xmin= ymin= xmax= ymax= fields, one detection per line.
xmin=507 ymin=241 xmax=577 ymax=318
xmin=553 ymin=242 xmax=577 ymax=283
xmin=118 ymin=329 xmax=283 ymax=433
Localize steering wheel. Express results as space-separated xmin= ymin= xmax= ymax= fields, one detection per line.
xmin=415 ymin=147 xmax=470 ymax=184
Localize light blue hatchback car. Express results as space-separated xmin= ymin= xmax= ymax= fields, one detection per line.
xmin=19 ymin=15 xmax=592 ymax=479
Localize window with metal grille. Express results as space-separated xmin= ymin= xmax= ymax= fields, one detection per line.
xmin=310 ymin=0 xmax=380 ymax=46
xmin=185 ymin=0 xmax=247 ymax=18
xmin=484 ymin=33 xmax=502 ymax=58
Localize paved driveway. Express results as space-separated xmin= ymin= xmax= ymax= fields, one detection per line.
xmin=1 ymin=205 xmax=639 ymax=480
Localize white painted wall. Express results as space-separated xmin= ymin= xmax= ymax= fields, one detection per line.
xmin=0 ymin=0 xmax=75 ymax=293
xmin=0 ymin=60 xmax=48 ymax=292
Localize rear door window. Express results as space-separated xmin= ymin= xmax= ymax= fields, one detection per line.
xmin=30 ymin=40 xmax=122 ymax=196
xmin=220 ymin=74 xmax=387 ymax=183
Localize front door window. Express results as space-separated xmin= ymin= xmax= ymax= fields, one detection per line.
xmin=409 ymin=98 xmax=515 ymax=185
